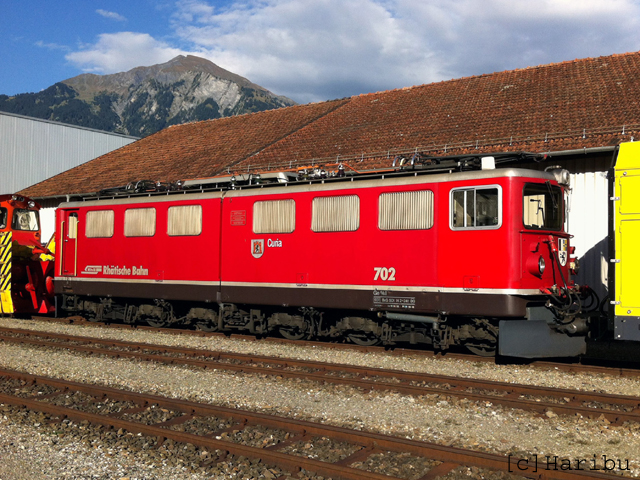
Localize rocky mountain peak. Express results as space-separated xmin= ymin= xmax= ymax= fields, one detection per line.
xmin=0 ymin=55 xmax=296 ymax=137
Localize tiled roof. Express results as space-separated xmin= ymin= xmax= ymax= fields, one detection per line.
xmin=241 ymin=52 xmax=640 ymax=171
xmin=22 ymin=99 xmax=348 ymax=197
xmin=22 ymin=51 xmax=640 ymax=197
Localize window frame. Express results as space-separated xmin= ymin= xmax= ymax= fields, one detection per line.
xmin=311 ymin=195 xmax=360 ymax=233
xmin=11 ymin=209 xmax=40 ymax=232
xmin=378 ymin=189 xmax=435 ymax=231
xmin=450 ymin=185 xmax=502 ymax=231
xmin=124 ymin=207 xmax=157 ymax=238
xmin=522 ymin=182 xmax=563 ymax=231
xmin=0 ymin=207 xmax=7 ymax=229
xmin=85 ymin=210 xmax=115 ymax=238
xmin=253 ymin=199 xmax=296 ymax=234
xmin=167 ymin=204 xmax=203 ymax=236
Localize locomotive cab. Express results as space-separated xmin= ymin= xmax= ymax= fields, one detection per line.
xmin=498 ymin=172 xmax=590 ymax=358
xmin=0 ymin=195 xmax=55 ymax=316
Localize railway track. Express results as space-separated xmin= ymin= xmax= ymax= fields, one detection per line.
xmin=26 ymin=315 xmax=640 ymax=378
xmin=0 ymin=367 xmax=628 ymax=480
xmin=2 ymin=326 xmax=640 ymax=425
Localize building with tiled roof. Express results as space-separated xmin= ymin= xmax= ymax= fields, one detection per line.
xmin=22 ymin=99 xmax=348 ymax=199
xmin=21 ymin=51 xmax=640 ymax=199
xmin=20 ymin=51 xmax=640 ymax=298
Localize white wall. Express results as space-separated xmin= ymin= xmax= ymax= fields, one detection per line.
xmin=39 ymin=207 xmax=56 ymax=245
xmin=567 ymin=171 xmax=610 ymax=300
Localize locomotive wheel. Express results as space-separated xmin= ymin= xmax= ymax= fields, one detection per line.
xmin=348 ymin=333 xmax=381 ymax=346
xmin=465 ymin=343 xmax=496 ymax=357
xmin=146 ymin=318 xmax=168 ymax=328
xmin=279 ymin=326 xmax=308 ymax=340
xmin=463 ymin=319 xmax=498 ymax=357
xmin=84 ymin=313 xmax=100 ymax=323
xmin=196 ymin=321 xmax=218 ymax=332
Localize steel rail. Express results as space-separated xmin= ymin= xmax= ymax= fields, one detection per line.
xmin=0 ymin=368 xmax=626 ymax=480
xmin=25 ymin=316 xmax=640 ymax=378
xmin=2 ymin=328 xmax=640 ymax=424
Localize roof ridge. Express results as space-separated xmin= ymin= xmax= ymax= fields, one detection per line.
xmin=20 ymin=50 xmax=640 ymax=198
xmin=349 ymin=50 xmax=640 ymax=99
xmin=164 ymin=97 xmax=349 ymax=131
xmin=222 ymin=99 xmax=352 ymax=173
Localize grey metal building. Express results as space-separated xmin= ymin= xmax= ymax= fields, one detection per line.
xmin=1 ymin=111 xmax=138 ymax=240
xmin=0 ymin=111 xmax=137 ymax=195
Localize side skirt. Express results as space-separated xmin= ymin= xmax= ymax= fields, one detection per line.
xmin=498 ymin=320 xmax=586 ymax=358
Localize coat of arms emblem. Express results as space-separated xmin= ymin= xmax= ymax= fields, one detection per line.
xmin=251 ymin=239 xmax=264 ymax=258
xmin=558 ymin=238 xmax=568 ymax=266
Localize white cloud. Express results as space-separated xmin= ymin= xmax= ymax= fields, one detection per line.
xmin=170 ymin=0 xmax=440 ymax=102
xmin=168 ymin=0 xmax=640 ymax=102
xmin=35 ymin=40 xmax=70 ymax=51
xmin=65 ymin=32 xmax=186 ymax=73
xmin=65 ymin=0 xmax=640 ymax=103
xmin=393 ymin=0 xmax=640 ymax=79
xmin=97 ymin=9 xmax=127 ymax=22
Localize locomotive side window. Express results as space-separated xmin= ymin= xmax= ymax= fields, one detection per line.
xmin=0 ymin=208 xmax=6 ymax=229
xmin=312 ymin=195 xmax=359 ymax=232
xmin=124 ymin=208 xmax=156 ymax=237
xmin=11 ymin=209 xmax=39 ymax=231
xmin=378 ymin=190 xmax=434 ymax=230
xmin=523 ymin=183 xmax=563 ymax=230
xmin=253 ymin=199 xmax=295 ymax=234
xmin=451 ymin=187 xmax=501 ymax=229
xmin=67 ymin=213 xmax=78 ymax=239
xmin=168 ymin=205 xmax=202 ymax=236
xmin=85 ymin=210 xmax=114 ymax=238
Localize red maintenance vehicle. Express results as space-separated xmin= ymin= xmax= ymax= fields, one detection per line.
xmin=0 ymin=194 xmax=55 ymax=316
xmin=54 ymin=152 xmax=593 ymax=358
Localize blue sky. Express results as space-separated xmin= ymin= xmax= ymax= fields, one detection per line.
xmin=3 ymin=1 xmax=640 ymax=104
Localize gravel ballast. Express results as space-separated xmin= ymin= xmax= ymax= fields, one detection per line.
xmin=0 ymin=317 xmax=639 ymax=478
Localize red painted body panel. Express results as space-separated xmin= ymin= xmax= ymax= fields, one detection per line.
xmin=221 ymin=183 xmax=438 ymax=289
xmin=56 ymin=197 xmax=222 ymax=286
xmin=55 ymin=169 xmax=572 ymax=317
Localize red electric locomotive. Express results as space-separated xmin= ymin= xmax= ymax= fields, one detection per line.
xmin=55 ymin=155 xmax=591 ymax=357
xmin=0 ymin=195 xmax=55 ymax=316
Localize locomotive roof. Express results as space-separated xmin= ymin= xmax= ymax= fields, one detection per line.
xmin=59 ymin=167 xmax=560 ymax=208
xmin=22 ymin=50 xmax=640 ymax=200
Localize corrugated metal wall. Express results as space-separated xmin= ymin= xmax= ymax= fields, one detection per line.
xmin=0 ymin=112 xmax=137 ymax=195
xmin=568 ymin=171 xmax=610 ymax=300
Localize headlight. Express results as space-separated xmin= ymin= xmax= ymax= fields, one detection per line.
xmin=538 ymin=256 xmax=546 ymax=275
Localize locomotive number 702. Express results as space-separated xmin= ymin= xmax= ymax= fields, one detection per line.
xmin=373 ymin=267 xmax=396 ymax=281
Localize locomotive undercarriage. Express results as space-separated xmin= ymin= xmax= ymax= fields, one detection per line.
xmin=60 ymin=294 xmax=506 ymax=355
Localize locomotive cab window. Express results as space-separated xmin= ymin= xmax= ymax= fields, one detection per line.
xmin=312 ymin=195 xmax=359 ymax=232
xmin=67 ymin=213 xmax=78 ymax=239
xmin=168 ymin=205 xmax=202 ymax=236
xmin=85 ymin=210 xmax=114 ymax=238
xmin=451 ymin=187 xmax=501 ymax=229
xmin=523 ymin=182 xmax=563 ymax=230
xmin=124 ymin=208 xmax=156 ymax=237
xmin=0 ymin=208 xmax=7 ymax=229
xmin=378 ymin=190 xmax=434 ymax=230
xmin=12 ymin=209 xmax=39 ymax=231
xmin=253 ymin=199 xmax=295 ymax=234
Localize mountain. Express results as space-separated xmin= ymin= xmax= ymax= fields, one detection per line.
xmin=0 ymin=55 xmax=297 ymax=137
